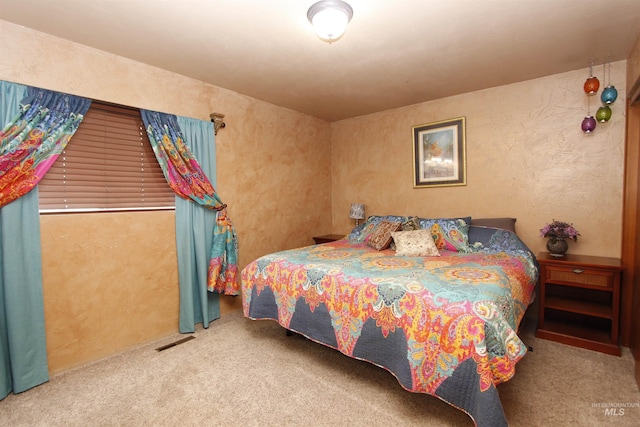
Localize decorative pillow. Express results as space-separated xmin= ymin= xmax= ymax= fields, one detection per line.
xmin=418 ymin=217 xmax=471 ymax=253
xmin=366 ymin=220 xmax=402 ymax=250
xmin=470 ymin=217 xmax=517 ymax=233
xmin=389 ymin=216 xmax=421 ymax=250
xmin=349 ymin=215 xmax=407 ymax=242
xmin=392 ymin=229 xmax=440 ymax=257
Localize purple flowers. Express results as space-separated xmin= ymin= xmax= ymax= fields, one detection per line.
xmin=540 ymin=220 xmax=580 ymax=241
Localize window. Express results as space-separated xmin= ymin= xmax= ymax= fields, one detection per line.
xmin=38 ymin=102 xmax=175 ymax=212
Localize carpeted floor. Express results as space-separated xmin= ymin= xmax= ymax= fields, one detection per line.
xmin=1 ymin=311 xmax=639 ymax=426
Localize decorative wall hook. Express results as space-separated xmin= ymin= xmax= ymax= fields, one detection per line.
xmin=210 ymin=112 xmax=226 ymax=135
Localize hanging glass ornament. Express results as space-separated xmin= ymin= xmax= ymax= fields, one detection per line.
xmin=600 ymin=61 xmax=618 ymax=104
xmin=596 ymin=105 xmax=612 ymax=122
xmin=583 ymin=60 xmax=599 ymax=95
xmin=582 ymin=95 xmax=596 ymax=133
xmin=582 ymin=115 xmax=597 ymax=133
xmin=584 ymin=77 xmax=600 ymax=95
xmin=601 ymin=86 xmax=618 ymax=104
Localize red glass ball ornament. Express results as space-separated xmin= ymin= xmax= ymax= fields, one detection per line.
xmin=583 ymin=76 xmax=600 ymax=95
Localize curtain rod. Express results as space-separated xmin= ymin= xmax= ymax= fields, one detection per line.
xmin=210 ymin=113 xmax=226 ymax=135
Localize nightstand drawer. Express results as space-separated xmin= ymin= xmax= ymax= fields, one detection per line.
xmin=546 ymin=266 xmax=613 ymax=288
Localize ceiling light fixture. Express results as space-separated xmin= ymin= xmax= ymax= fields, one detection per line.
xmin=307 ymin=0 xmax=353 ymax=43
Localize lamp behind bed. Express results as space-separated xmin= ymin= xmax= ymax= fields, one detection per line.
xmin=349 ymin=203 xmax=365 ymax=226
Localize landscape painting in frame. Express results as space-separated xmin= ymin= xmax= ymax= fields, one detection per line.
xmin=412 ymin=117 xmax=466 ymax=188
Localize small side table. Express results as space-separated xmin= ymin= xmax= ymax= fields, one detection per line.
xmin=312 ymin=234 xmax=345 ymax=244
xmin=535 ymin=252 xmax=623 ymax=356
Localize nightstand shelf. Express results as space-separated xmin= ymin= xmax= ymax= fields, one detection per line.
xmin=538 ymin=316 xmax=612 ymax=344
xmin=544 ymin=292 xmax=612 ymax=318
xmin=535 ymin=252 xmax=623 ymax=356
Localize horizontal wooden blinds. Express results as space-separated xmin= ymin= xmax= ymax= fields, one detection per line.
xmin=38 ymin=102 xmax=175 ymax=212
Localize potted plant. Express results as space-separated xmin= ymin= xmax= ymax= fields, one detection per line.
xmin=540 ymin=220 xmax=580 ymax=257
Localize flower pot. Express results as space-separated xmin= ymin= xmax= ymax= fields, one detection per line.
xmin=546 ymin=238 xmax=568 ymax=257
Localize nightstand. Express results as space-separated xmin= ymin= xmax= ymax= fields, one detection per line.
xmin=535 ymin=252 xmax=623 ymax=356
xmin=312 ymin=234 xmax=345 ymax=244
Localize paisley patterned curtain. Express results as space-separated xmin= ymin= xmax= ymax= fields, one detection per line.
xmin=0 ymin=88 xmax=91 ymax=208
xmin=1 ymin=82 xmax=90 ymax=399
xmin=140 ymin=110 xmax=239 ymax=296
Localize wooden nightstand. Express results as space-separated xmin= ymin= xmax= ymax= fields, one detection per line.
xmin=535 ymin=252 xmax=623 ymax=356
xmin=312 ymin=234 xmax=345 ymax=244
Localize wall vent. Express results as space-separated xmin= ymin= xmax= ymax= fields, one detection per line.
xmin=155 ymin=336 xmax=195 ymax=352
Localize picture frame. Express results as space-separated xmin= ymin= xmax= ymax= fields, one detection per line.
xmin=412 ymin=117 xmax=466 ymax=188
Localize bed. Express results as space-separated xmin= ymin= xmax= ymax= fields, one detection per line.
xmin=241 ymin=215 xmax=538 ymax=426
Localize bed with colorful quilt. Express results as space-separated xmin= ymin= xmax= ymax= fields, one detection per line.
xmin=241 ymin=215 xmax=538 ymax=427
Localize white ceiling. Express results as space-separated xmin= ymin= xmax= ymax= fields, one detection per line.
xmin=1 ymin=0 xmax=640 ymax=122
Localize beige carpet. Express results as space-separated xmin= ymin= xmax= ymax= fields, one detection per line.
xmin=1 ymin=311 xmax=639 ymax=426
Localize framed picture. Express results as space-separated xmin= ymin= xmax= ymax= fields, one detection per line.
xmin=412 ymin=117 xmax=466 ymax=188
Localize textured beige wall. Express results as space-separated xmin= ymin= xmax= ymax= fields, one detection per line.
xmin=332 ymin=63 xmax=627 ymax=258
xmin=0 ymin=21 xmax=332 ymax=373
xmin=39 ymin=211 xmax=179 ymax=371
xmin=0 ymin=18 xmax=629 ymax=373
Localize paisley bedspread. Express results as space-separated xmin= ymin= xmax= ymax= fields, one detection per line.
xmin=241 ymin=227 xmax=538 ymax=427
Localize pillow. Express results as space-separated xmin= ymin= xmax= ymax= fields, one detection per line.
xmin=470 ymin=217 xmax=517 ymax=233
xmin=366 ymin=220 xmax=402 ymax=250
xmin=389 ymin=216 xmax=421 ymax=250
xmin=349 ymin=215 xmax=407 ymax=242
xmin=418 ymin=217 xmax=471 ymax=252
xmin=392 ymin=229 xmax=440 ymax=257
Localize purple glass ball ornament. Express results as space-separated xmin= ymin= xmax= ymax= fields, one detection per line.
xmin=601 ymin=85 xmax=618 ymax=104
xmin=581 ymin=115 xmax=597 ymax=133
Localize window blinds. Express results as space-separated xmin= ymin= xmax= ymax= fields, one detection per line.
xmin=38 ymin=102 xmax=175 ymax=212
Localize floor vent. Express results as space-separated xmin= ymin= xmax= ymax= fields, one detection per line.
xmin=156 ymin=335 xmax=195 ymax=352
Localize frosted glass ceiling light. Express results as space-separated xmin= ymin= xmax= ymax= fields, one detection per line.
xmin=307 ymin=0 xmax=353 ymax=43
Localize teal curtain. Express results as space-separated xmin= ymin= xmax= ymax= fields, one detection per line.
xmin=0 ymin=80 xmax=49 ymax=399
xmin=140 ymin=110 xmax=239 ymax=298
xmin=175 ymin=116 xmax=220 ymax=332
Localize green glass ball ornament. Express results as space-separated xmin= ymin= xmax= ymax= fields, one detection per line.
xmin=596 ymin=105 xmax=612 ymax=123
